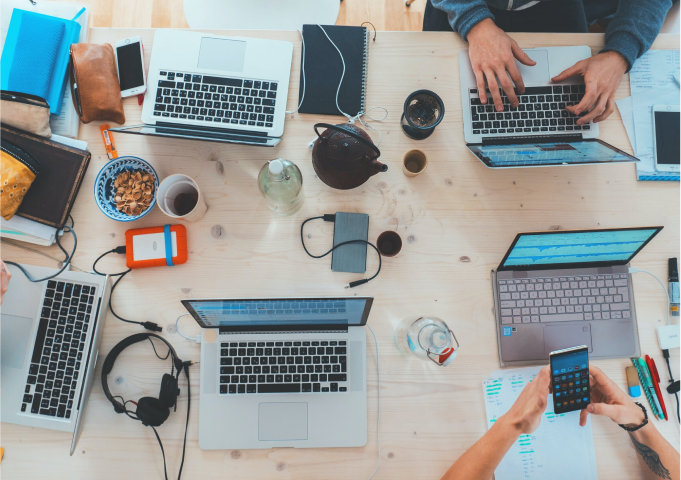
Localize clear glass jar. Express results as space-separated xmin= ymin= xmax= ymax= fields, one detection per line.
xmin=257 ymin=158 xmax=303 ymax=215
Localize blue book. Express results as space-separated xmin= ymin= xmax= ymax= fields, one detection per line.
xmin=0 ymin=9 xmax=81 ymax=115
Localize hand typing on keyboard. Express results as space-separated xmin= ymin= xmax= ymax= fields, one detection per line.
xmin=551 ymin=51 xmax=629 ymax=125
xmin=466 ymin=18 xmax=536 ymax=111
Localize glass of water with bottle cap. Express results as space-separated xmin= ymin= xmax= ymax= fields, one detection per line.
xmin=395 ymin=316 xmax=460 ymax=366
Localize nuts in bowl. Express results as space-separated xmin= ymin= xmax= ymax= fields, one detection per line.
xmin=94 ymin=156 xmax=159 ymax=222
xmin=113 ymin=170 xmax=155 ymax=216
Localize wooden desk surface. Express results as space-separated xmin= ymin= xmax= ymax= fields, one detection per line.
xmin=1 ymin=29 xmax=679 ymax=480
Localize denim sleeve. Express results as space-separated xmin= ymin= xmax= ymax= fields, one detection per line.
xmin=429 ymin=0 xmax=495 ymax=40
xmin=602 ymin=0 xmax=673 ymax=70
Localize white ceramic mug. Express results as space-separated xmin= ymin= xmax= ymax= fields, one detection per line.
xmin=156 ymin=174 xmax=207 ymax=222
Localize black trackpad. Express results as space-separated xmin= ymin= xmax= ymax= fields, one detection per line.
xmin=543 ymin=323 xmax=592 ymax=357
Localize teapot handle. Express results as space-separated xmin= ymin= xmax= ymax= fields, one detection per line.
xmin=313 ymin=123 xmax=381 ymax=158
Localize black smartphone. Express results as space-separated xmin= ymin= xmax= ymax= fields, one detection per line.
xmin=550 ymin=345 xmax=590 ymax=414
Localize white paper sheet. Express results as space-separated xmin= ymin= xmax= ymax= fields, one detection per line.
xmin=625 ymin=49 xmax=681 ymax=181
xmin=483 ymin=367 xmax=598 ymax=480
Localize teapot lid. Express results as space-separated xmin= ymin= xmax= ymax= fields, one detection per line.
xmin=314 ymin=123 xmax=381 ymax=158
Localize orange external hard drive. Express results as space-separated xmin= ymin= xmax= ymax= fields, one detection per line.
xmin=125 ymin=224 xmax=188 ymax=269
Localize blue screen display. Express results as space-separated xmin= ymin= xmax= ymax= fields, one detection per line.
xmin=551 ymin=348 xmax=588 ymax=375
xmin=185 ymin=298 xmax=369 ymax=327
xmin=502 ymin=229 xmax=658 ymax=268
xmin=469 ymin=140 xmax=634 ymax=167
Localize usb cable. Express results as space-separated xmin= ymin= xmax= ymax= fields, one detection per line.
xmin=300 ymin=214 xmax=382 ymax=288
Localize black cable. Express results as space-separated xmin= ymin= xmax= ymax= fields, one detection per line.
xmin=662 ymin=349 xmax=680 ymax=422
xmin=147 ymin=336 xmax=171 ymax=361
xmin=5 ymin=225 xmax=77 ymax=282
xmin=177 ymin=362 xmax=191 ymax=480
xmin=92 ymin=247 xmax=162 ymax=332
xmin=300 ymin=215 xmax=382 ymax=288
xmin=151 ymin=426 xmax=169 ymax=480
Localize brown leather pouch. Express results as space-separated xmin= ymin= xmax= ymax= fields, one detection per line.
xmin=0 ymin=91 xmax=51 ymax=137
xmin=70 ymin=43 xmax=125 ymax=124
xmin=0 ymin=142 xmax=40 ymax=220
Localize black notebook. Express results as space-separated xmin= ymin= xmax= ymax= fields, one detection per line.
xmin=298 ymin=24 xmax=369 ymax=117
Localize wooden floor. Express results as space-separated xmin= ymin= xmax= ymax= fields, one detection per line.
xmin=82 ymin=0 xmax=426 ymax=30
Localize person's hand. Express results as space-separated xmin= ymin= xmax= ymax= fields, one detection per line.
xmin=0 ymin=261 xmax=11 ymax=304
xmin=579 ymin=365 xmax=646 ymax=427
xmin=467 ymin=18 xmax=536 ymax=112
xmin=502 ymin=366 xmax=551 ymax=434
xmin=551 ymin=51 xmax=628 ymax=125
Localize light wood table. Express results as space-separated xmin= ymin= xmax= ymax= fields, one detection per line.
xmin=1 ymin=29 xmax=679 ymax=480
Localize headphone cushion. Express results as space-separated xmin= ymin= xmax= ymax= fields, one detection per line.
xmin=158 ymin=373 xmax=179 ymax=409
xmin=136 ymin=397 xmax=170 ymax=427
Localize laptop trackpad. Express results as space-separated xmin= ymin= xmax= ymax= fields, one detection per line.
xmin=515 ymin=49 xmax=550 ymax=85
xmin=543 ymin=323 xmax=592 ymax=356
xmin=258 ymin=402 xmax=308 ymax=441
xmin=1 ymin=314 xmax=33 ymax=368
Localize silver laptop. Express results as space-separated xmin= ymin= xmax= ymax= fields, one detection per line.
xmin=181 ymin=297 xmax=372 ymax=449
xmin=109 ymin=30 xmax=293 ymax=146
xmin=492 ymin=227 xmax=662 ymax=366
xmin=1 ymin=264 xmax=111 ymax=454
xmin=459 ymin=46 xmax=638 ymax=168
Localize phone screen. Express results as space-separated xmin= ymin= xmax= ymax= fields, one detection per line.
xmin=116 ymin=42 xmax=144 ymax=91
xmin=654 ymin=111 xmax=680 ymax=165
xmin=550 ymin=346 xmax=590 ymax=414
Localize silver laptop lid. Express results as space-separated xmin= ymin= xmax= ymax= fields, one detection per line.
xmin=467 ymin=137 xmax=638 ymax=168
xmin=497 ymin=227 xmax=663 ymax=271
xmin=181 ymin=297 xmax=373 ymax=331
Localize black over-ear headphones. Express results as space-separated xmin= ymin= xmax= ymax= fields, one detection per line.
xmin=101 ymin=333 xmax=191 ymax=480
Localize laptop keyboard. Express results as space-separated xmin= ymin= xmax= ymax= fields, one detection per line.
xmin=21 ymin=280 xmax=95 ymax=419
xmin=498 ymin=273 xmax=631 ymax=324
xmin=469 ymin=85 xmax=591 ymax=136
xmin=219 ymin=340 xmax=348 ymax=395
xmin=153 ymin=71 xmax=278 ymax=127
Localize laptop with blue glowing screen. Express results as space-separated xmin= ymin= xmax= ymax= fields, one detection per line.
xmin=491 ymin=227 xmax=662 ymax=366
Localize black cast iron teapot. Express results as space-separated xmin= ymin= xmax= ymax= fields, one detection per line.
xmin=311 ymin=123 xmax=387 ymax=190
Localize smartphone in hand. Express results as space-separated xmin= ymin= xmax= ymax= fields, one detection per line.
xmin=550 ymin=345 xmax=590 ymax=414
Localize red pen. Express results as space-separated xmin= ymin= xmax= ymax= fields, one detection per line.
xmin=645 ymin=355 xmax=668 ymax=421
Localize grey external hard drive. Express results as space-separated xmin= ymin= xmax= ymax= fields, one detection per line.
xmin=331 ymin=212 xmax=369 ymax=273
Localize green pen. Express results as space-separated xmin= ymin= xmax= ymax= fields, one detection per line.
xmin=635 ymin=357 xmax=664 ymax=420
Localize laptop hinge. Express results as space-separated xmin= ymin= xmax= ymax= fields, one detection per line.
xmin=218 ymin=325 xmax=349 ymax=334
xmin=155 ymin=121 xmax=268 ymax=137
xmin=482 ymin=134 xmax=583 ymax=145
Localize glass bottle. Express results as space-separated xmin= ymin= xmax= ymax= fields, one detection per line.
xmin=257 ymin=158 xmax=303 ymax=215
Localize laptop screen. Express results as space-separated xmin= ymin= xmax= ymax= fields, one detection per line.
xmin=468 ymin=139 xmax=637 ymax=168
xmin=498 ymin=227 xmax=662 ymax=270
xmin=182 ymin=297 xmax=373 ymax=329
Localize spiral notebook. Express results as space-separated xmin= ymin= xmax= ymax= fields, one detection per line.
xmin=298 ymin=24 xmax=369 ymax=117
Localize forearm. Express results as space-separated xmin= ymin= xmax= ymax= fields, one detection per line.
xmin=429 ymin=0 xmax=493 ymax=39
xmin=629 ymin=423 xmax=680 ymax=480
xmin=603 ymin=0 xmax=672 ymax=70
xmin=440 ymin=415 xmax=520 ymax=480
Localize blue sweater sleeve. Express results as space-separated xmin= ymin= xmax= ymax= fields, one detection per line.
xmin=602 ymin=0 xmax=672 ymax=70
xmin=429 ymin=0 xmax=494 ymax=40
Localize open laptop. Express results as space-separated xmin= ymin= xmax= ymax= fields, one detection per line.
xmin=109 ymin=30 xmax=293 ymax=146
xmin=459 ymin=46 xmax=638 ymax=168
xmin=492 ymin=227 xmax=662 ymax=366
xmin=181 ymin=297 xmax=372 ymax=449
xmin=1 ymin=263 xmax=110 ymax=454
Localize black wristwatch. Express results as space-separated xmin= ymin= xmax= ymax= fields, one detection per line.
xmin=618 ymin=402 xmax=649 ymax=432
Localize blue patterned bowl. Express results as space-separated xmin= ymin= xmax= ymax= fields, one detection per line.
xmin=94 ymin=156 xmax=158 ymax=222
